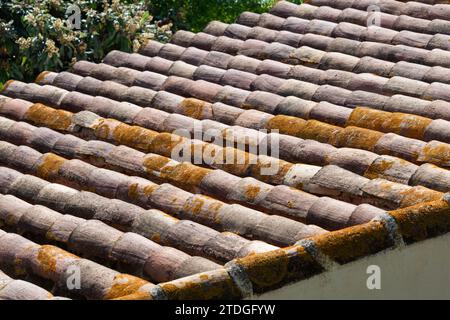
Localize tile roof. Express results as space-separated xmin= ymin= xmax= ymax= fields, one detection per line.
xmin=0 ymin=266 xmax=69 ymax=300
xmin=0 ymin=0 xmax=449 ymax=300
xmin=272 ymin=1 xmax=450 ymax=34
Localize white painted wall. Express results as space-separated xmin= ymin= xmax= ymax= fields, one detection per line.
xmin=251 ymin=233 xmax=450 ymax=300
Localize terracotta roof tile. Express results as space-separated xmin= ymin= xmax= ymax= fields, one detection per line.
xmin=1 ymin=0 xmax=449 ymax=299
xmin=0 ymin=268 xmax=68 ymax=300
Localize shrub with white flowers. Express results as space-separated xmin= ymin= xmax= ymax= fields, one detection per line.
xmin=0 ymin=0 xmax=305 ymax=88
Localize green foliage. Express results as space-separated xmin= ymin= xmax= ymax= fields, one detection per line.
xmin=149 ymin=0 xmax=304 ymax=32
xmin=0 ymin=0 xmax=172 ymax=84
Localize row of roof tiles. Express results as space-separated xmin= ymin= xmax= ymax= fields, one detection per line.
xmin=60 ymin=58 xmax=450 ymax=169
xmin=171 ymin=27 xmax=450 ymax=96
xmin=26 ymin=71 xmax=450 ymax=168
xmin=0 ymin=160 xmax=286 ymax=266
xmin=2 ymin=193 xmax=450 ymax=300
xmin=97 ymin=49 xmax=450 ymax=144
xmin=0 ymin=193 xmax=221 ymax=282
xmin=199 ymin=21 xmax=450 ymax=67
xmin=49 ymin=59 xmax=450 ymax=135
xmin=138 ymin=43 xmax=450 ymax=121
xmin=234 ymin=12 xmax=450 ymax=50
xmin=0 ymin=229 xmax=159 ymax=300
xmin=2 ymin=81 xmax=449 ymax=198
xmin=29 ymin=62 xmax=450 ymax=172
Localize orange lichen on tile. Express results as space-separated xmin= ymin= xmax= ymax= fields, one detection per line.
xmin=382 ymin=113 xmax=432 ymax=140
xmin=346 ymin=107 xmax=392 ymax=132
xmin=363 ymin=158 xmax=395 ymax=180
xmin=389 ymin=197 xmax=450 ymax=243
xmin=399 ymin=186 xmax=443 ymax=208
xmin=206 ymin=200 xmax=224 ymax=221
xmin=149 ymin=132 xmax=186 ymax=157
xmin=379 ymin=180 xmax=395 ymax=192
xmin=298 ymin=120 xmax=343 ymax=143
xmin=210 ymin=200 xmax=225 ymax=214
xmin=35 ymin=153 xmax=66 ymax=180
xmin=159 ymin=270 xmax=242 ymax=300
xmin=312 ymin=221 xmax=392 ymax=264
xmin=243 ymin=184 xmax=262 ymax=202
xmin=266 ymin=115 xmax=307 ymax=137
xmin=213 ymin=147 xmax=254 ymax=176
xmin=24 ymin=103 xmax=73 ymax=131
xmin=333 ymin=126 xmax=384 ymax=151
xmin=151 ymin=233 xmax=161 ymax=243
xmin=143 ymin=184 xmax=159 ymax=197
xmin=184 ymin=196 xmax=205 ymax=215
xmin=347 ymin=107 xmax=432 ymax=140
xmin=142 ymin=154 xmax=171 ymax=173
xmin=180 ymin=98 xmax=210 ymax=119
xmin=183 ymin=195 xmax=223 ymax=222
xmin=37 ymin=245 xmax=79 ymax=276
xmin=418 ymin=142 xmax=450 ymax=167
xmin=127 ymin=183 xmax=140 ymax=200
xmin=127 ymin=182 xmax=158 ymax=200
xmin=112 ymin=123 xmax=158 ymax=152
xmin=103 ymin=274 xmax=151 ymax=300
xmin=234 ymin=249 xmax=288 ymax=287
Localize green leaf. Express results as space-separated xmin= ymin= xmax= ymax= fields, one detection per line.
xmin=140 ymin=11 xmax=150 ymax=25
